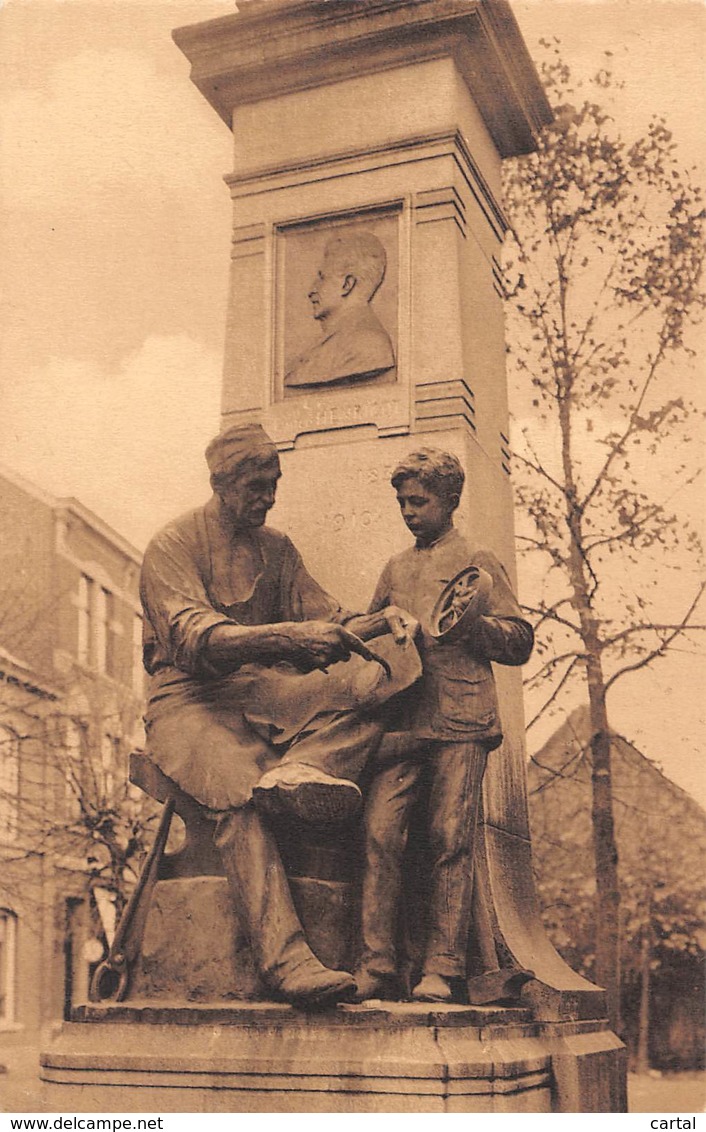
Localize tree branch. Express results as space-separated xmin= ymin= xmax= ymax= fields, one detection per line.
xmin=527 ymin=655 xmax=583 ymax=730
xmin=529 ymin=739 xmax=590 ymax=795
xmin=580 ymin=335 xmax=670 ymax=515
xmin=604 ymin=584 xmax=706 ymax=693
xmin=522 ymin=602 xmax=582 ymax=636
xmin=525 ymin=648 xmax=584 ymax=688
xmin=513 ymin=448 xmax=568 ymax=499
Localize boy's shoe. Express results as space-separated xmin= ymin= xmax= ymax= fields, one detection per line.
xmin=253 ymin=764 xmax=362 ymax=824
xmin=352 ymin=969 xmax=399 ymax=1003
xmin=410 ymin=973 xmax=453 ymax=1003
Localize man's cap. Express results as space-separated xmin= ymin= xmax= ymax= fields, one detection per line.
xmin=205 ymin=423 xmax=278 ymax=480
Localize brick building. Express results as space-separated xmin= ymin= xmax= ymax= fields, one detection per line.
xmin=0 ymin=465 xmax=145 ymax=1045
xmin=528 ymin=707 xmax=706 ymax=1070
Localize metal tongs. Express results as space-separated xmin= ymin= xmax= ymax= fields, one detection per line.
xmin=340 ymin=627 xmax=392 ymax=678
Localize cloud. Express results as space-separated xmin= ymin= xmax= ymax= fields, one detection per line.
xmin=1 ymin=45 xmax=223 ymax=210
xmin=1 ymin=335 xmax=222 ymax=548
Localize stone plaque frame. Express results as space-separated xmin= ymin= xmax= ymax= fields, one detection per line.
xmin=264 ymin=200 xmax=411 ymax=448
xmin=275 ymin=206 xmax=401 ymax=401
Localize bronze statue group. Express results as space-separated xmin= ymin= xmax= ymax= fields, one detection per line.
xmin=139 ymin=423 xmax=534 ymax=1007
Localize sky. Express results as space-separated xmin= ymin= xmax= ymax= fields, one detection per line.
xmin=1 ymin=0 xmax=704 ymax=805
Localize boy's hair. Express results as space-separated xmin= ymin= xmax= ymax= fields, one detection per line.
xmin=390 ymin=448 xmax=465 ymax=504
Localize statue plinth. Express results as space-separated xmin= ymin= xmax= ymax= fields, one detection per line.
xmin=40 ymin=0 xmax=627 ymax=1111
xmin=42 ymin=1001 xmax=624 ymax=1113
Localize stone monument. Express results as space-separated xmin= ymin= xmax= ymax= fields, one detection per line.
xmin=40 ymin=0 xmax=627 ymax=1112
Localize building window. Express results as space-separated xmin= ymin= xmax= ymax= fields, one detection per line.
xmin=0 ymin=727 xmax=19 ymax=841
xmin=76 ymin=576 xmax=118 ymax=678
xmin=132 ymin=613 xmax=144 ymax=696
xmin=94 ymin=587 xmax=109 ymax=674
xmin=0 ymin=909 xmax=17 ymax=1025
xmin=77 ymin=574 xmax=91 ymax=667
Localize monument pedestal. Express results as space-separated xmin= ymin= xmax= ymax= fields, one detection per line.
xmin=41 ymin=1002 xmax=625 ymax=1113
xmin=40 ymin=866 xmax=626 ymax=1111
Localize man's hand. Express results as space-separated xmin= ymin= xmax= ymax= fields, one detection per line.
xmin=204 ymin=620 xmax=352 ymax=674
xmin=204 ymin=616 xmax=411 ymax=676
xmin=276 ymin=621 xmax=355 ymax=672
xmin=276 ymin=621 xmax=398 ymax=678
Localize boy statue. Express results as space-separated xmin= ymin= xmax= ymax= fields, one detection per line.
xmin=354 ymin=448 xmax=534 ymax=1003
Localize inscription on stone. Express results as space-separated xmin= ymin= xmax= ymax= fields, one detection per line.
xmin=283 ymin=397 xmax=400 ymax=439
xmin=325 ymin=507 xmax=381 ymax=534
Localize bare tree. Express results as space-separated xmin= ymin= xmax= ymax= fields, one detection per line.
xmin=0 ymin=564 xmax=155 ymax=938
xmin=1 ymin=671 xmax=155 ymax=922
xmin=503 ymin=41 xmax=705 ymax=1030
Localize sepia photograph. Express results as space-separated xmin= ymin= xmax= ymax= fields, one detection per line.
xmin=0 ymin=0 xmax=704 ymax=1117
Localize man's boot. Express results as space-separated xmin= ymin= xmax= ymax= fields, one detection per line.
xmin=214 ymin=804 xmax=356 ymax=1006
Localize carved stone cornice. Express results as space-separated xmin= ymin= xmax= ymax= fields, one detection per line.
xmin=224 ymin=130 xmax=507 ymax=239
xmin=173 ymin=0 xmax=551 ymax=158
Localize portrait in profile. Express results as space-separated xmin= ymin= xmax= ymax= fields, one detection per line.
xmin=284 ymin=227 xmax=396 ymax=390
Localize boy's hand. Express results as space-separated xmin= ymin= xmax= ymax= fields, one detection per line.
xmin=452 ymin=567 xmax=493 ymax=624
xmin=432 ymin=566 xmax=494 ymax=642
xmin=382 ymin=605 xmax=419 ymax=645
xmin=344 ymin=607 xmax=419 ymax=646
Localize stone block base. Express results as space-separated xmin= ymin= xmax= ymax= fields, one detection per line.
xmin=129 ymin=875 xmax=357 ymax=1001
xmin=40 ymin=1002 xmax=627 ymax=1112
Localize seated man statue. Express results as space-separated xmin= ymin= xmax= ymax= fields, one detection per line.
xmin=354 ymin=448 xmax=534 ymax=1004
xmin=139 ymin=423 xmax=419 ymax=1007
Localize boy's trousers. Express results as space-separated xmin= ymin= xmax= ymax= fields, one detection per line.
xmin=360 ymin=739 xmax=488 ymax=980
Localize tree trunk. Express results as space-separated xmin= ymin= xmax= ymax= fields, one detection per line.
xmin=557 ymin=346 xmax=623 ymax=1035
xmin=636 ymin=913 xmax=652 ymax=1074
xmin=562 ymin=507 xmax=622 ymax=1034
xmin=587 ymin=670 xmax=622 ymax=1034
